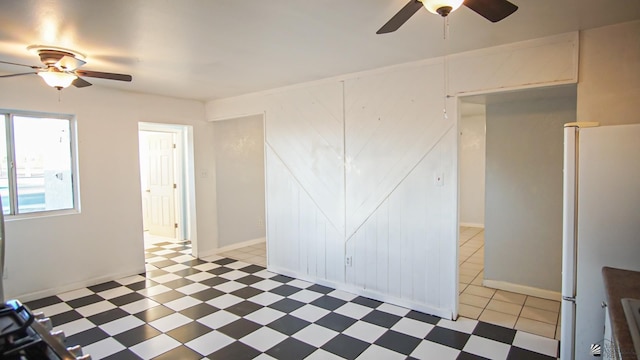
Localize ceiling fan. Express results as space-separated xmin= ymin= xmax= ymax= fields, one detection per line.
xmin=0 ymin=45 xmax=132 ymax=90
xmin=377 ymin=0 xmax=518 ymax=34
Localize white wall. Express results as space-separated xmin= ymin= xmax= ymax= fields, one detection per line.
xmin=459 ymin=107 xmax=486 ymax=227
xmin=207 ymin=32 xmax=578 ymax=318
xmin=0 ymin=75 xmax=214 ymax=300
xmin=212 ymin=115 xmax=265 ymax=248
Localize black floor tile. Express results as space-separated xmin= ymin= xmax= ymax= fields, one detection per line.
xmin=87 ymin=308 xmax=129 ymax=325
xmin=152 ymin=345 xmax=202 ymax=360
xmin=166 ymin=321 xmax=213 ymax=343
xmin=473 ymin=321 xmax=517 ymax=344
xmin=315 ymin=313 xmax=358 ymax=332
xmin=208 ymin=341 xmax=261 ymax=359
xmin=179 ymin=303 xmax=219 ymax=319
xmin=66 ymin=326 xmax=109 ymax=347
xmin=375 ymin=330 xmax=422 ymax=355
xmin=425 ymin=327 xmax=471 ymax=350
xmin=201 ymin=277 xmax=230 ymax=287
xmin=208 ymin=267 xmax=233 ymax=275
xmin=322 ymin=334 xmax=370 ymax=359
xmin=271 ymin=275 xmax=295 ymax=283
xmin=25 ymin=296 xmax=62 ymax=310
xmin=133 ymin=305 xmax=174 ymax=322
xmin=267 ymin=315 xmax=311 ymax=335
xmin=190 ymin=288 xmax=225 ymax=302
xmin=88 ymin=281 xmax=122 ymax=293
xmin=148 ymin=290 xmax=186 ymax=303
xmin=266 ymin=337 xmax=317 ymax=360
xmin=361 ymin=310 xmax=402 ymax=328
xmin=307 ymin=284 xmax=333 ymax=294
xmin=507 ymin=347 xmax=557 ymax=360
xmin=218 ymin=318 xmax=262 ymax=339
xmin=126 ymin=279 xmax=158 ymax=291
xmin=231 ymin=287 xmax=264 ymax=299
xmin=149 ymin=260 xmax=177 ymax=268
xmin=113 ymin=324 xmax=162 ymax=347
xmin=406 ymin=310 xmax=441 ymax=325
xmin=213 ymin=258 xmax=237 ymax=266
xmin=103 ymin=349 xmax=142 ymax=360
xmin=271 ymin=284 xmax=302 ymax=297
xmin=109 ymin=292 xmax=147 ymax=307
xmin=269 ymin=298 xmax=305 ymax=313
xmin=51 ymin=310 xmax=83 ymax=326
xmin=239 ymin=264 xmax=265 ymax=274
xmin=458 ymin=352 xmax=491 ymax=359
xmin=67 ymin=294 xmax=104 ymax=308
xmin=352 ymin=296 xmax=383 ymax=309
xmin=181 ymin=259 xmax=206 ymax=266
xmin=236 ymin=274 xmax=264 ymax=285
xmin=225 ymin=300 xmax=263 ymax=317
xmin=311 ymin=295 xmax=347 ymax=311
xmin=162 ymin=278 xmax=194 ymax=289
xmin=172 ymin=268 xmax=201 ymax=277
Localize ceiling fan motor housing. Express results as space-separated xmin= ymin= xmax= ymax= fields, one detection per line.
xmin=37 ymin=50 xmax=72 ymax=67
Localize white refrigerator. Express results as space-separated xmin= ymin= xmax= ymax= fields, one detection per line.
xmin=561 ymin=123 xmax=640 ymax=359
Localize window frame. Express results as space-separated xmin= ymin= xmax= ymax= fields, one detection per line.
xmin=0 ymin=109 xmax=80 ymax=218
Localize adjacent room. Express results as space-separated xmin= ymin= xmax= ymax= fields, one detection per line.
xmin=0 ymin=1 xmax=638 ymax=359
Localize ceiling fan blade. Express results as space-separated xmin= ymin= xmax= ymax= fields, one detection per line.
xmin=73 ymin=77 xmax=92 ymax=88
xmin=0 ymin=60 xmax=40 ymax=69
xmin=54 ymin=55 xmax=86 ymax=71
xmin=377 ymin=0 xmax=424 ymax=34
xmin=0 ymin=72 xmax=37 ymax=78
xmin=463 ymin=0 xmax=518 ymax=22
xmin=75 ymin=70 xmax=132 ymax=82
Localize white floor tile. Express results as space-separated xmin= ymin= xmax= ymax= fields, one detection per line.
xmin=115 ymin=274 xmax=146 ymax=285
xmin=290 ymin=304 xmax=330 ymax=323
xmin=164 ymin=296 xmax=203 ymax=311
xmin=225 ymin=260 xmax=251 ymax=269
xmin=377 ymin=303 xmax=410 ymax=317
xmin=251 ymin=279 xmax=282 ymax=291
xmin=57 ymin=288 xmax=94 ymax=302
xmin=186 ymin=271 xmax=215 ymax=282
xmin=240 ymin=327 xmax=288 ymax=352
xmin=32 ymin=302 xmax=72 ymax=316
xmin=244 ymin=307 xmax=286 ymax=325
xmin=120 ymin=298 xmax=161 ymax=314
xmin=343 ymin=321 xmax=387 ymax=343
xmin=83 ymin=337 xmax=126 ymax=359
xmin=335 ymin=302 xmax=373 ymax=320
xmin=53 ymin=318 xmax=95 ymax=337
xmin=137 ymin=284 xmax=171 ymax=297
xmin=391 ymin=317 xmax=435 ymax=338
xmin=436 ymin=317 xmax=478 ymax=334
xmin=410 ymin=339 xmax=461 ymax=360
xmin=149 ymin=273 xmax=181 ymax=284
xmin=185 ymin=330 xmax=235 ymax=355
xmin=100 ymin=315 xmax=145 ymax=336
xmin=463 ymin=335 xmax=511 ymax=359
xmin=327 ymin=289 xmax=357 ymax=301
xmin=98 ymin=286 xmax=134 ymax=300
xmin=172 ymin=254 xmax=196 ymax=263
xmin=76 ymin=301 xmax=116 ymax=317
xmin=253 ymin=270 xmax=277 ymax=279
xmin=205 ymin=294 xmax=243 ymax=309
xmin=287 ymin=279 xmax=313 ymax=289
xmin=149 ymin=312 xmax=191 ymax=332
xmin=288 ymin=289 xmax=323 ymax=303
xmin=219 ymin=270 xmax=249 ymax=280
xmin=305 ymin=348 xmax=344 ymax=359
xmin=215 ymin=281 xmax=246 ymax=293
xmin=130 ymin=334 xmax=181 ymax=359
xmin=357 ymin=344 xmax=406 ymax=359
xmin=176 ymin=282 xmax=210 ymax=295
xmin=293 ymin=324 xmax=339 ymax=348
xmin=192 ymin=262 xmax=221 ymax=272
xmin=197 ymin=310 xmax=240 ymax=329
xmin=512 ymin=330 xmax=559 ymax=357
xmin=248 ymin=292 xmax=284 ymax=306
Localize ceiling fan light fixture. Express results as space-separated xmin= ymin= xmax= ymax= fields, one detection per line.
xmin=420 ymin=0 xmax=464 ymax=16
xmin=37 ymin=68 xmax=77 ymax=89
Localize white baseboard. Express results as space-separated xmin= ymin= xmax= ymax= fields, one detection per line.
xmin=460 ymin=223 xmax=484 ymax=228
xmin=10 ymin=266 xmax=147 ymax=303
xmin=266 ymin=265 xmax=454 ymax=320
xmin=482 ymin=279 xmax=561 ymax=301
xmin=198 ymin=237 xmax=266 ymax=259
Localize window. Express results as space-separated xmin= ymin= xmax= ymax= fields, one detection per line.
xmin=0 ymin=110 xmax=78 ymax=215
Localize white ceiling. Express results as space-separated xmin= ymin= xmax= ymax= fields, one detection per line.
xmin=1 ymin=0 xmax=639 ymax=101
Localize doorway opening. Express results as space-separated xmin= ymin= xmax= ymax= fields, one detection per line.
xmin=138 ymin=122 xmax=196 ymax=255
xmin=457 ymin=85 xmax=576 ymax=339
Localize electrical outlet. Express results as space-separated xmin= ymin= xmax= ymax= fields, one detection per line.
xmin=346 ymin=256 xmax=352 ymax=267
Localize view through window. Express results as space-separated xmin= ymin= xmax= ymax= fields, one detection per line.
xmin=0 ymin=111 xmax=76 ymax=215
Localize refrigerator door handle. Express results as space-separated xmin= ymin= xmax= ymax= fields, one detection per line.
xmin=563 ymin=296 xmax=576 ymax=303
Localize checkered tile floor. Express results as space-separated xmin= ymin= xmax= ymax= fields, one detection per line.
xmin=25 ymin=241 xmax=560 ymax=359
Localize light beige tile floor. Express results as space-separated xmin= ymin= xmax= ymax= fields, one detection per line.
xmin=458 ymin=226 xmax=561 ymax=340
xmin=218 ymin=242 xmax=267 ymax=266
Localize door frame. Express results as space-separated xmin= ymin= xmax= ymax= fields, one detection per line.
xmin=139 ymin=122 xmax=197 ymax=252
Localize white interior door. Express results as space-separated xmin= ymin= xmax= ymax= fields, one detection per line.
xmin=146 ymin=131 xmax=176 ymax=238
